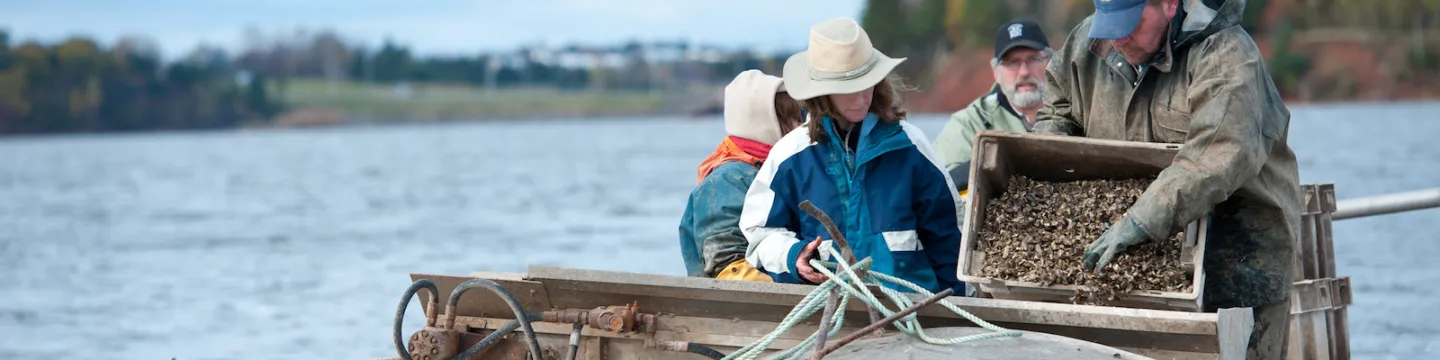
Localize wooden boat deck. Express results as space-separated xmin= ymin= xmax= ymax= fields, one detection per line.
xmin=399 ymin=266 xmax=1255 ymax=359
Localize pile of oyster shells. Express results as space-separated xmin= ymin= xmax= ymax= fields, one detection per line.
xmin=977 ymin=176 xmax=1192 ymax=305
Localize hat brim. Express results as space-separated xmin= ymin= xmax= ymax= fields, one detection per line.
xmin=996 ymin=39 xmax=1049 ymax=59
xmin=782 ymin=50 xmax=906 ymax=101
xmin=1087 ymin=2 xmax=1146 ymax=40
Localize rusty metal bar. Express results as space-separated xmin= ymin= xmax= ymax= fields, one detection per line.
xmin=809 ymin=288 xmax=841 ymax=360
xmin=1332 ymin=188 xmax=1440 ymax=220
xmin=798 ymin=200 xmax=885 ymax=325
xmin=798 ymin=200 xmax=858 ymax=263
xmin=817 ymin=288 xmax=955 ymax=357
xmin=808 ymin=257 xmax=877 ymax=360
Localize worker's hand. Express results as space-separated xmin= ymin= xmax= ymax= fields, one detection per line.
xmin=794 ymin=237 xmax=829 ymax=284
xmin=1083 ymin=216 xmax=1150 ymax=273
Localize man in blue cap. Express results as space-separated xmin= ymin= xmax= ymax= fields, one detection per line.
xmin=1035 ymin=0 xmax=1301 ymax=358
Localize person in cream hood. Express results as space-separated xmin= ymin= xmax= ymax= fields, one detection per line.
xmin=679 ymin=69 xmax=803 ymax=282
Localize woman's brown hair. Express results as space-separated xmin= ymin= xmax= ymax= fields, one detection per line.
xmin=773 ymin=91 xmax=804 ymax=136
xmin=801 ymin=75 xmax=910 ymax=142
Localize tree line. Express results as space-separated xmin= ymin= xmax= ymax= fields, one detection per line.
xmin=239 ymin=28 xmax=789 ymax=92
xmin=0 ymin=26 xmax=793 ymax=135
xmin=860 ymin=0 xmax=1437 ymax=98
xmin=0 ymin=30 xmax=280 ymax=135
xmin=4 ymin=0 xmax=1431 ymax=135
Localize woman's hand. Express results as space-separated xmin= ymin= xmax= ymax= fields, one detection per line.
xmin=795 ymin=236 xmax=829 ymax=284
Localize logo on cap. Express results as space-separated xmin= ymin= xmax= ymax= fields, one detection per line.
xmin=1008 ymin=24 xmax=1023 ymax=39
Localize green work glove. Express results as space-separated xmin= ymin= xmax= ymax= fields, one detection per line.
xmin=1082 ymin=216 xmax=1151 ymax=273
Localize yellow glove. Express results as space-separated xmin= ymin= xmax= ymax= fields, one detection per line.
xmin=715 ymin=259 xmax=774 ymax=282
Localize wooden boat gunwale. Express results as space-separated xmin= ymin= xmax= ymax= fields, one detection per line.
xmin=404 ymin=265 xmax=1255 ymax=359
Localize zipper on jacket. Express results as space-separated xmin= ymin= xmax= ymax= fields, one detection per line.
xmin=842 ymin=128 xmax=857 ymax=172
xmin=826 ymin=122 xmax=859 ymax=249
xmin=833 ymin=124 xmax=857 ymax=173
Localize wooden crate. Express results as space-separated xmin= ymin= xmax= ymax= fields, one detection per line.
xmin=957 ymin=131 xmax=1207 ymax=312
xmin=1288 ymin=277 xmax=1352 ymax=360
xmin=1287 ymin=183 xmax=1351 ymax=360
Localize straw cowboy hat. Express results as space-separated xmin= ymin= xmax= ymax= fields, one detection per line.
xmin=782 ymin=17 xmax=906 ymax=101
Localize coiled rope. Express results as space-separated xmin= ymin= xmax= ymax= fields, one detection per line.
xmin=721 ymin=245 xmax=1022 ymax=360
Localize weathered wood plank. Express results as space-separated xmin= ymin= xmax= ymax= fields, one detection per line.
xmin=1316 ymin=184 xmax=1338 ymax=279
xmin=578 ymin=336 xmax=603 ymax=360
xmin=1292 ymin=277 xmax=1351 ymax=314
xmin=476 ymin=330 xmax=785 ymax=360
xmin=1330 ymin=307 xmax=1350 ymax=360
xmin=1286 ymin=278 xmax=1352 ymax=360
xmin=1298 ymin=214 xmax=1319 ymax=279
xmin=992 ymin=321 xmax=1221 ymax=353
xmin=1121 ymin=348 xmax=1219 ymax=360
xmin=517 ymin=266 xmax=1221 ymax=335
xmin=821 ymin=327 xmax=1153 ymax=360
xmin=408 ymin=273 xmax=552 ymax=321
xmin=455 ymin=316 xmax=808 ymax=350
xmin=1316 ymin=184 xmax=1347 ymax=359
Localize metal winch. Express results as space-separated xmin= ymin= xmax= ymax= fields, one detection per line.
xmin=392 ymin=279 xmax=671 ymax=360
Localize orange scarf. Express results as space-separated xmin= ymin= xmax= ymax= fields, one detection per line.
xmin=696 ymin=136 xmax=771 ymax=183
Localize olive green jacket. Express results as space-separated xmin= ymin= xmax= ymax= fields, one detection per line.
xmin=933 ymin=84 xmax=1032 ymax=172
xmin=1034 ymin=0 xmax=1302 ymax=308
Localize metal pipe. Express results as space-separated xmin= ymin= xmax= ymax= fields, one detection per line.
xmin=798 ymin=200 xmax=885 ymax=325
xmin=810 ymin=288 xmax=841 ymax=360
xmin=817 ymin=288 xmax=955 ymax=357
xmin=684 ymin=343 xmax=727 ymax=360
xmin=448 ymin=279 xmax=543 ymax=360
xmin=798 ymin=201 xmax=858 ymax=262
xmin=1333 ymin=188 xmax=1440 ymax=220
xmin=810 ymin=257 xmax=875 ymax=360
xmin=565 ymin=323 xmax=582 ymax=360
xmin=453 ymin=313 xmax=544 ymax=360
xmin=393 ymin=279 xmax=439 ymax=360
xmin=644 ymin=339 xmax=725 ymax=360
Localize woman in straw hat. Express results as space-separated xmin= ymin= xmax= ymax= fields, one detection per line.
xmin=739 ymin=17 xmax=965 ymax=295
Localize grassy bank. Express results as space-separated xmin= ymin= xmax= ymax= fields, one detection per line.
xmin=270 ymin=79 xmax=678 ymax=122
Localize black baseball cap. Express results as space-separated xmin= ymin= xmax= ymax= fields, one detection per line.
xmin=993 ymin=20 xmax=1050 ymax=60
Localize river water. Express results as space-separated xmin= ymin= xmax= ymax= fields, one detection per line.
xmin=1 ymin=102 xmax=1437 ymax=359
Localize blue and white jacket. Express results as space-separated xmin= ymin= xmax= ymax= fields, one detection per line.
xmin=739 ymin=113 xmax=965 ymax=294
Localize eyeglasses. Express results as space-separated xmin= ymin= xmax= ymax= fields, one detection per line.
xmin=998 ymin=53 xmax=1052 ymax=70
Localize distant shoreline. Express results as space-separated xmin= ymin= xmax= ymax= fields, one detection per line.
xmin=267 ymin=78 xmax=1440 ymax=129
xmin=3 ymin=97 xmax=1434 ymax=139
xmin=266 ymin=96 xmax=1440 ymax=130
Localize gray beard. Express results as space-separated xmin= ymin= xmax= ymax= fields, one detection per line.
xmin=1006 ymin=88 xmax=1043 ymax=108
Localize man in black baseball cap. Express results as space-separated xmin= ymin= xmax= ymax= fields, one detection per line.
xmin=994 ymin=19 xmax=1051 ymax=69
xmin=934 ymin=19 xmax=1052 ymax=196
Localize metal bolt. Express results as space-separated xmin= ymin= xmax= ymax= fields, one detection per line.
xmin=408 ymin=342 xmax=416 ymax=351
xmin=411 ymin=334 xmax=420 ymax=342
xmin=421 ymin=331 xmax=429 ymax=339
xmin=431 ymin=348 xmax=439 ymax=355
xmin=422 ymin=355 xmax=430 ymax=360
xmin=430 ymin=335 xmax=438 ymax=344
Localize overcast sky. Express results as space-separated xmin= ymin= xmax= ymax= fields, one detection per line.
xmin=0 ymin=0 xmax=867 ymax=59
